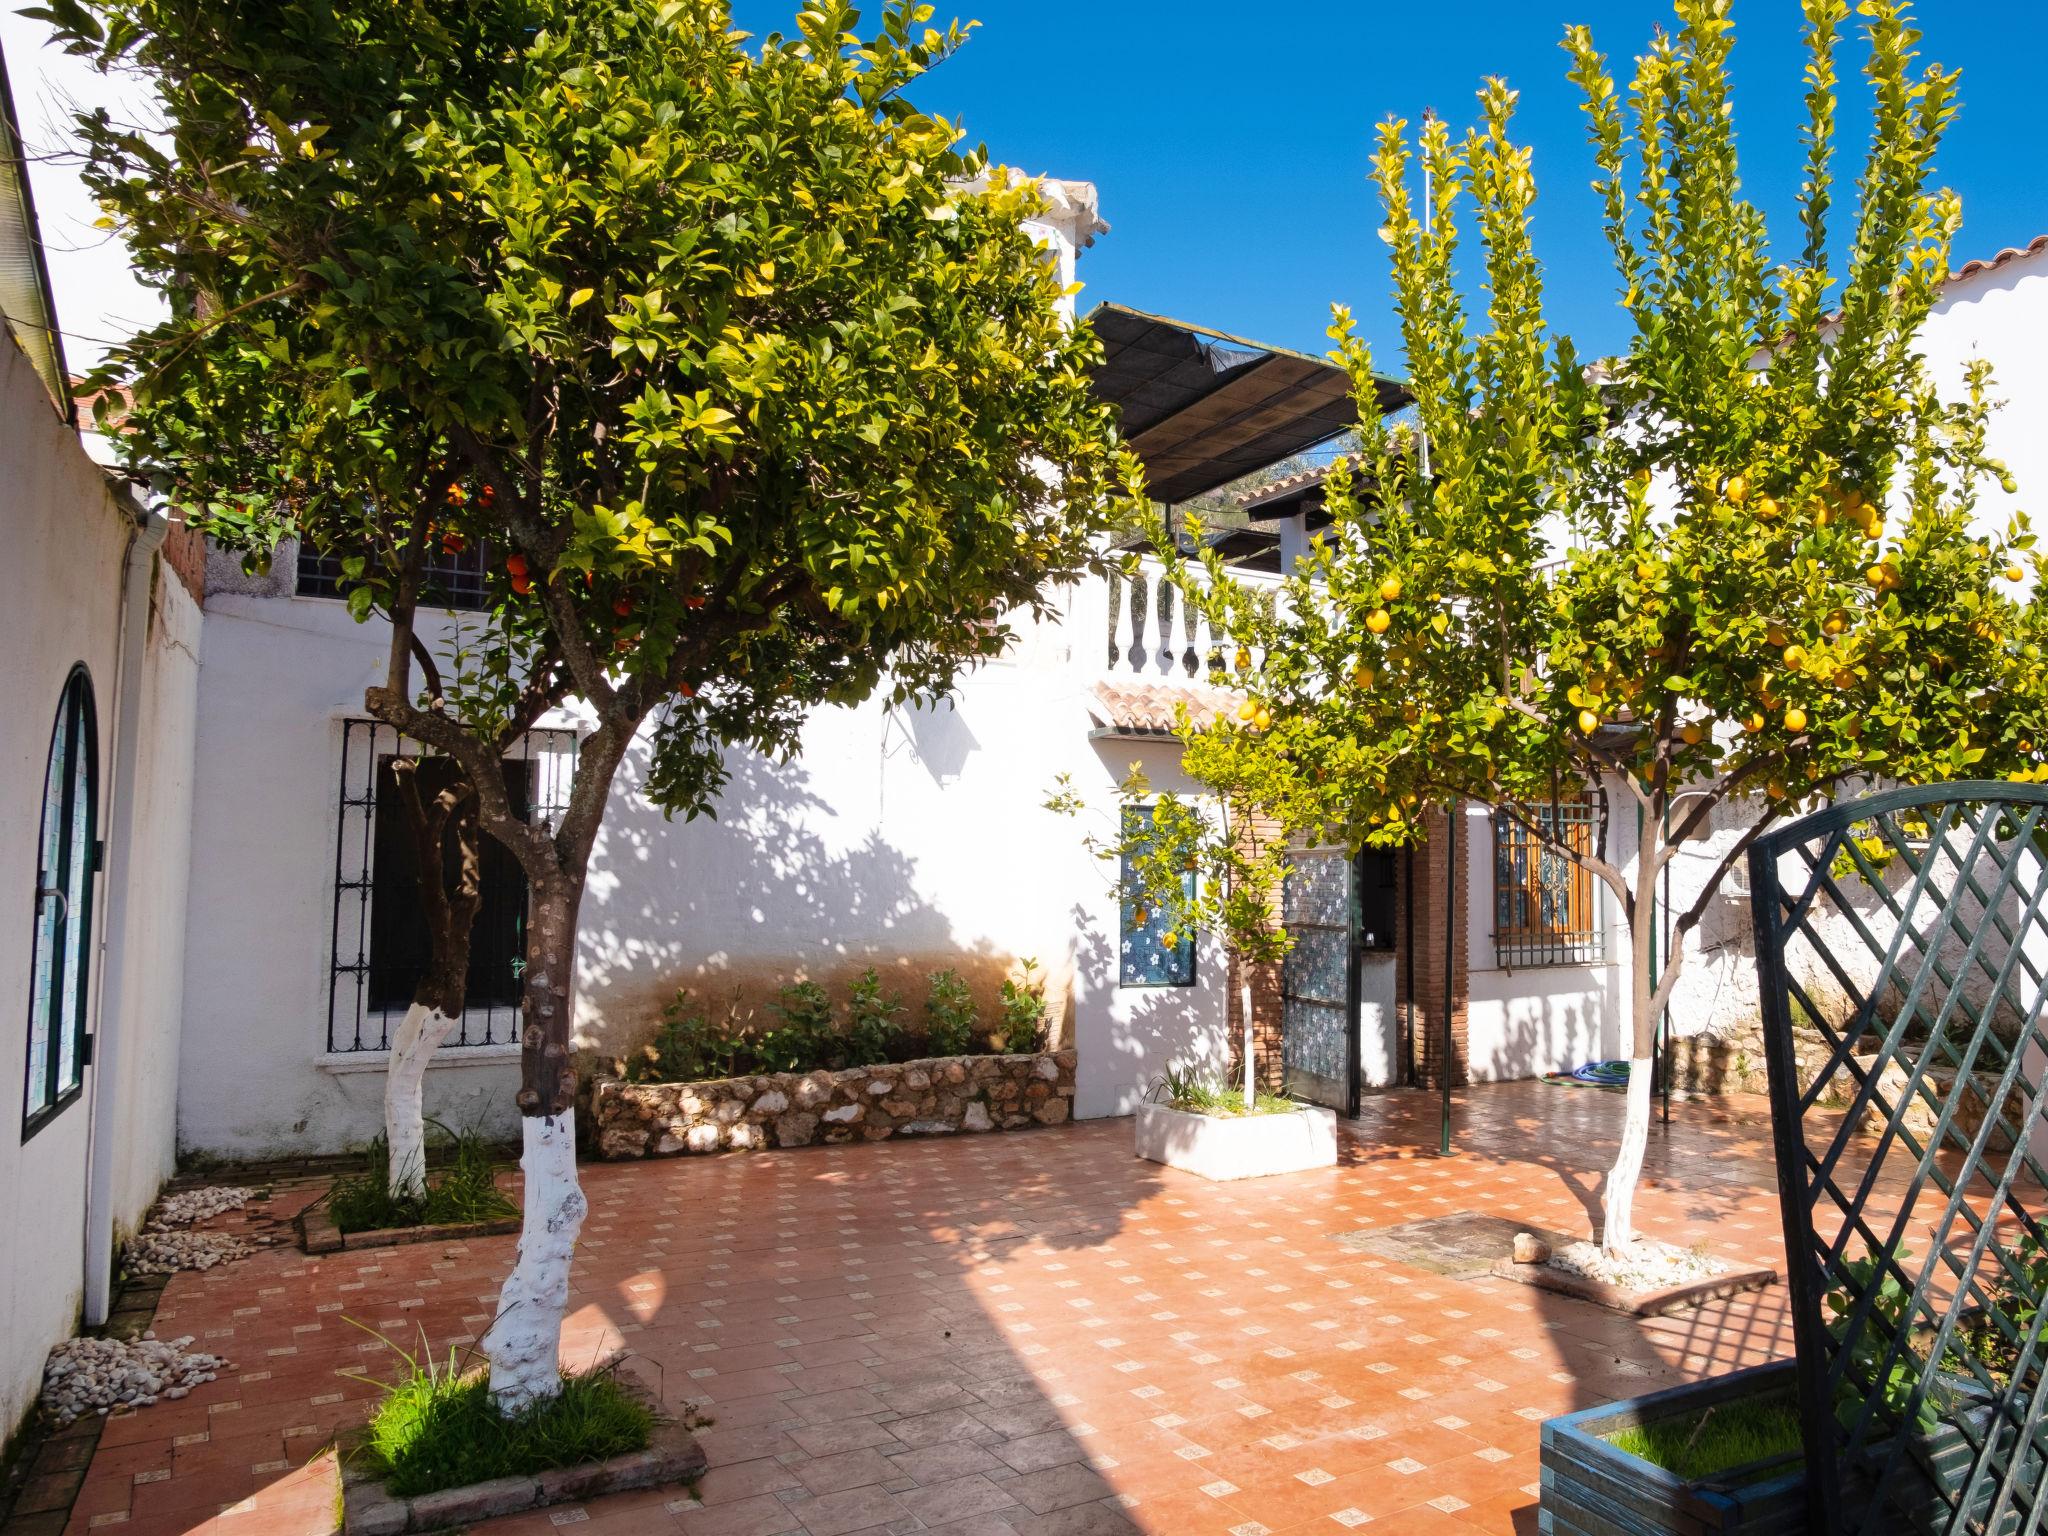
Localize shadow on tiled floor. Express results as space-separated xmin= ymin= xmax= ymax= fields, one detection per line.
xmin=49 ymin=1084 xmax=1811 ymax=1536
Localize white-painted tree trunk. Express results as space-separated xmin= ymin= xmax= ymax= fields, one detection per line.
xmin=383 ymin=1002 xmax=461 ymax=1200
xmin=483 ymin=1110 xmax=587 ymax=1412
xmin=1242 ymin=971 xmax=1256 ymax=1107
xmin=1600 ymin=1056 xmax=1655 ymax=1254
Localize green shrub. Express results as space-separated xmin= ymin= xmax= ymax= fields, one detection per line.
xmin=622 ymin=992 xmax=739 ymax=1084
xmin=923 ymin=969 xmax=978 ymax=1056
xmin=351 ymin=1331 xmax=654 ymax=1498
xmin=756 ymin=980 xmax=839 ymax=1072
xmin=845 ymin=968 xmax=906 ymax=1066
xmin=996 ymin=958 xmax=1048 ymax=1054
xmin=327 ymin=1124 xmax=517 ymax=1235
xmin=607 ymin=965 xmax=1044 ymax=1086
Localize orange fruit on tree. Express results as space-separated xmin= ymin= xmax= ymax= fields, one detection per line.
xmin=1378 ymin=576 xmax=1402 ymax=602
xmin=1784 ymin=707 xmax=1808 ymax=732
xmin=1366 ymin=608 xmax=1391 ymax=635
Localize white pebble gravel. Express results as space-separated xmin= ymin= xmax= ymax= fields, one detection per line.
xmin=1548 ymin=1237 xmax=1730 ymax=1292
xmin=40 ymin=1336 xmax=229 ymax=1425
xmin=122 ymin=1230 xmax=250 ymax=1275
xmin=147 ymin=1185 xmax=254 ymax=1230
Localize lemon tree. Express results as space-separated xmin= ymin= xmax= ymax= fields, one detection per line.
xmin=50 ymin=0 xmax=1132 ymax=1404
xmin=1049 ymin=760 xmax=1292 ymax=1110
xmin=1163 ymin=0 xmax=2046 ymax=1253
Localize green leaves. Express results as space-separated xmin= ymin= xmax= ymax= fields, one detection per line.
xmin=1155 ymin=0 xmax=2041 ymax=985
xmin=64 ymin=0 xmax=1136 ymax=820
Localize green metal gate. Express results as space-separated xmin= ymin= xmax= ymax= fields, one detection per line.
xmin=1750 ymin=783 xmax=2048 ymax=1533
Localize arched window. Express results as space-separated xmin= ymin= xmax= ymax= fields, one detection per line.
xmin=25 ymin=667 xmax=97 ymax=1137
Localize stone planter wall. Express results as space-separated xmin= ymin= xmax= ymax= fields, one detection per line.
xmin=590 ymin=1050 xmax=1077 ymax=1160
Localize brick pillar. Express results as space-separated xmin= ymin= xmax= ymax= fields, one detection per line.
xmin=1225 ymin=805 xmax=1286 ymax=1096
xmin=1393 ymin=804 xmax=1471 ymax=1089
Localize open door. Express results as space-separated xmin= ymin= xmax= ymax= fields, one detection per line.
xmin=1280 ymin=846 xmax=1360 ymax=1114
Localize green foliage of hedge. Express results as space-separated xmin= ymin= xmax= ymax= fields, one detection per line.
xmin=616 ymin=963 xmax=1048 ymax=1083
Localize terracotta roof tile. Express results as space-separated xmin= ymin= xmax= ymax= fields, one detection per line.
xmin=1951 ymin=233 xmax=2048 ymax=284
xmin=1088 ymin=678 xmax=1242 ymax=737
xmin=1236 ymin=454 xmax=1368 ymax=511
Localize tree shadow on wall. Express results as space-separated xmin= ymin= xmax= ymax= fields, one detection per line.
xmin=574 ymin=734 xmax=1010 ymax=1056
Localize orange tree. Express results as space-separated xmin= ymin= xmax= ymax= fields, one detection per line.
xmin=51 ymin=0 xmax=1132 ymax=1405
xmin=1162 ymin=0 xmax=2046 ymax=1253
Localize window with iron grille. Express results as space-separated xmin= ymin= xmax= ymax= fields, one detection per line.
xmin=1492 ymin=793 xmax=1604 ymax=967
xmin=327 ymin=720 xmax=577 ymax=1053
xmin=297 ymin=539 xmax=491 ymax=610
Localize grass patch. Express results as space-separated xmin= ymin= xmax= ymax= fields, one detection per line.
xmin=1155 ymin=1068 xmax=1297 ymax=1116
xmin=352 ymin=1334 xmax=655 ymax=1498
xmin=327 ymin=1125 xmax=517 ymax=1235
xmin=1606 ymin=1394 xmax=1804 ymax=1482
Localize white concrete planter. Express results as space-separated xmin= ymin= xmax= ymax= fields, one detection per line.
xmin=1134 ymin=1100 xmax=1338 ymax=1180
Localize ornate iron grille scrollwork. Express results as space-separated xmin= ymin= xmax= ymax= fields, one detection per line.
xmin=1749 ymin=783 xmax=2048 ymax=1533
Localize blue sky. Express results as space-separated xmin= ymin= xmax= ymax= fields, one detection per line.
xmin=734 ymin=0 xmax=2048 ymax=364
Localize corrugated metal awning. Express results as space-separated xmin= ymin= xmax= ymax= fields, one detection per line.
xmin=1085 ymin=303 xmax=1406 ymax=504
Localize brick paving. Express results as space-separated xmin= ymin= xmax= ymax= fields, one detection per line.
xmin=49 ymin=1084 xmax=1802 ymax=1536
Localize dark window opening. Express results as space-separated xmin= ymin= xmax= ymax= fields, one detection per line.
xmin=1118 ymin=805 xmax=1197 ymax=987
xmin=25 ymin=666 xmax=97 ymax=1137
xmin=1357 ymin=847 xmax=1397 ymax=951
xmin=297 ymin=539 xmax=491 ymax=610
xmin=367 ymin=754 xmax=530 ymax=1013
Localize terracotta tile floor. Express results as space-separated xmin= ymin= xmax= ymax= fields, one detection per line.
xmin=61 ymin=1084 xmax=1806 ymax=1536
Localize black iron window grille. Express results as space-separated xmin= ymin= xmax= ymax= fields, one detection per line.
xmin=1493 ymin=794 xmax=1603 ymax=967
xmin=326 ymin=718 xmax=577 ymax=1053
xmin=297 ymin=539 xmax=492 ymax=610
xmin=1750 ymin=784 xmax=2048 ymax=1534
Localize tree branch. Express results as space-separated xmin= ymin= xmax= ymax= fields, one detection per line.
xmin=363 ymin=685 xmax=557 ymax=882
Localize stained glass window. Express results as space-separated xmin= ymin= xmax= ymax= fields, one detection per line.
xmin=1118 ymin=806 xmax=1196 ymax=987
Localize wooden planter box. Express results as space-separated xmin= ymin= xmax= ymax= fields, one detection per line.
xmin=1540 ymin=1361 xmax=1806 ymax=1534
xmin=1540 ymin=1359 xmax=2038 ymax=1534
xmin=1133 ymin=1101 xmax=1337 ymax=1180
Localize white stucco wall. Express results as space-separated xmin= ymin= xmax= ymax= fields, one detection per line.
xmin=1921 ymin=242 xmax=2047 ymax=555
xmin=176 ymin=566 xmax=1233 ymax=1154
xmin=0 ymin=333 xmax=196 ymax=1442
xmin=101 ymin=570 xmax=201 ymax=1235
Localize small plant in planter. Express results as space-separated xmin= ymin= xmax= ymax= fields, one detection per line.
xmin=1153 ymin=1066 xmax=1295 ymax=1117
xmin=326 ymin=1123 xmax=517 ymax=1236
xmin=336 ymin=1324 xmax=707 ymax=1528
xmin=349 ymin=1329 xmax=655 ymax=1498
xmin=1048 ymin=763 xmax=1291 ymax=1107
